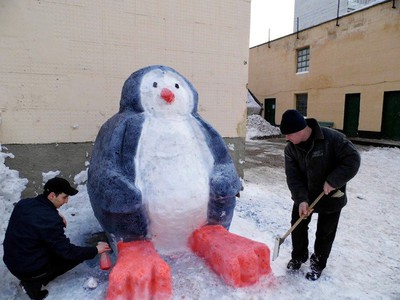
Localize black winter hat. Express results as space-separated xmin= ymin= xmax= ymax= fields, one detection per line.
xmin=280 ymin=109 xmax=307 ymax=134
xmin=44 ymin=177 xmax=78 ymax=196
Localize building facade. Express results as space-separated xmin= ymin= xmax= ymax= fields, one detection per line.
xmin=249 ymin=0 xmax=400 ymax=140
xmin=0 ymin=0 xmax=250 ymax=194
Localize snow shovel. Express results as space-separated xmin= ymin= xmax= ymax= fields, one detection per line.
xmin=272 ymin=189 xmax=344 ymax=261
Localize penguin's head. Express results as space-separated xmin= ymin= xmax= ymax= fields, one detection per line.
xmin=119 ymin=65 xmax=199 ymax=117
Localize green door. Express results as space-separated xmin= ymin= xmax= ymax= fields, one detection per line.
xmin=264 ymin=98 xmax=276 ymax=125
xmin=343 ymin=93 xmax=360 ymax=137
xmin=381 ymin=91 xmax=400 ymax=140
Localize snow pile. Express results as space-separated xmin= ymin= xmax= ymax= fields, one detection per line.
xmin=246 ymin=114 xmax=281 ymax=140
xmin=0 ymin=145 xmax=28 ymax=239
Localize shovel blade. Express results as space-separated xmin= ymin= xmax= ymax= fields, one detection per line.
xmin=332 ymin=190 xmax=344 ymax=198
xmin=272 ymin=236 xmax=283 ymax=261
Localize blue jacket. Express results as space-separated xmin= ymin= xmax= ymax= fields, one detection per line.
xmin=284 ymin=118 xmax=361 ymax=213
xmin=3 ymin=195 xmax=97 ymax=273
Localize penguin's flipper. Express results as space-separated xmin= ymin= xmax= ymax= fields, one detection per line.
xmin=94 ymin=174 xmax=148 ymax=242
xmin=107 ymin=240 xmax=172 ymax=300
xmin=207 ymin=195 xmax=236 ymax=229
xmin=88 ymin=113 xmax=147 ymax=242
xmin=208 ymin=163 xmax=242 ymax=229
xmin=189 ymin=225 xmax=272 ymax=287
xmin=193 ymin=115 xmax=242 ymax=229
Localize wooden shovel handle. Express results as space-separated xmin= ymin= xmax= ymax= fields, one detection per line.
xmin=281 ymin=191 xmax=325 ymax=241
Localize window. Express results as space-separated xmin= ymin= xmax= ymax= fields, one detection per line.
xmin=296 ymin=94 xmax=308 ymax=116
xmin=297 ymin=47 xmax=310 ymax=73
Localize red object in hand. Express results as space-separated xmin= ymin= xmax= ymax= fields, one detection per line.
xmin=107 ymin=240 xmax=172 ymax=300
xmin=189 ymin=225 xmax=272 ymax=287
xmin=100 ymin=252 xmax=112 ymax=270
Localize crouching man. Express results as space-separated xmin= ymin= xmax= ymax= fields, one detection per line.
xmin=3 ymin=177 xmax=110 ymax=299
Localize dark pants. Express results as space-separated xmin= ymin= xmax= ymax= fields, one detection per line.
xmin=10 ymin=255 xmax=82 ymax=299
xmin=290 ymin=204 xmax=341 ymax=269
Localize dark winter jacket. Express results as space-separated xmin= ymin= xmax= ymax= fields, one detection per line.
xmin=284 ymin=118 xmax=361 ymax=213
xmin=3 ymin=194 xmax=98 ymax=274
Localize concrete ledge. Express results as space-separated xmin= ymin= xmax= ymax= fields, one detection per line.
xmin=3 ymin=143 xmax=94 ymax=198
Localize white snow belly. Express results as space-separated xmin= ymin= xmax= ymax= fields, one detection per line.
xmin=135 ymin=116 xmax=213 ymax=253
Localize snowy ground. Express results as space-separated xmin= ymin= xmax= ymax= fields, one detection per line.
xmin=1 ymin=118 xmax=400 ymax=299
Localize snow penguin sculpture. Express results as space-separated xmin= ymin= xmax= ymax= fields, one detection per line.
xmin=88 ymin=65 xmax=271 ymax=299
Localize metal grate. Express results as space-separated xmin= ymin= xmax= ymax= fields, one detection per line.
xmin=297 ymin=47 xmax=310 ymax=73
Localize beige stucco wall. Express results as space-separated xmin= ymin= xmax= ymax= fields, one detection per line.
xmin=249 ymin=1 xmax=400 ymax=132
xmin=0 ymin=0 xmax=250 ymax=144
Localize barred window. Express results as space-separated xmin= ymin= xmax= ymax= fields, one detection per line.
xmin=297 ymin=47 xmax=310 ymax=73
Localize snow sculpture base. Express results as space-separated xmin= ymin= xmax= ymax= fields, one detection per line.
xmin=189 ymin=225 xmax=272 ymax=287
xmin=107 ymin=241 xmax=172 ymax=300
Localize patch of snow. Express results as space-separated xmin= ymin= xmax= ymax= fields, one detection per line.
xmin=246 ymin=92 xmax=261 ymax=115
xmin=0 ymin=145 xmax=28 ymax=240
xmin=42 ymin=171 xmax=61 ymax=185
xmin=84 ymin=277 xmax=98 ymax=289
xmin=1 ymin=142 xmax=399 ymax=299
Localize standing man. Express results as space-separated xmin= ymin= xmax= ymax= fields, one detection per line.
xmin=279 ymin=110 xmax=360 ymax=280
xmin=3 ymin=177 xmax=111 ymax=300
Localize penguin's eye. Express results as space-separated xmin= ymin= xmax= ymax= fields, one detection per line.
xmin=175 ymin=83 xmax=179 ymax=89
xmin=153 ymin=82 xmax=158 ymax=88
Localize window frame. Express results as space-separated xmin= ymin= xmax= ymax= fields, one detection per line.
xmin=296 ymin=46 xmax=310 ymax=73
xmin=295 ymin=93 xmax=308 ymax=116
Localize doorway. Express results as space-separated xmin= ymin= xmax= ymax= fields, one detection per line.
xmin=264 ymin=98 xmax=276 ymax=126
xmin=343 ymin=93 xmax=360 ymax=137
xmin=381 ymin=91 xmax=400 ymax=140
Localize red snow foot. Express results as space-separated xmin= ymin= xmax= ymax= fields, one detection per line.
xmin=189 ymin=225 xmax=272 ymax=287
xmin=107 ymin=240 xmax=172 ymax=300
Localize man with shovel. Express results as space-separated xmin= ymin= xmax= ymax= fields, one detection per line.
xmin=279 ymin=109 xmax=360 ymax=280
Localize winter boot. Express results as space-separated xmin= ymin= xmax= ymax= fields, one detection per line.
xmin=20 ymin=280 xmax=48 ymax=300
xmin=286 ymin=255 xmax=308 ymax=271
xmin=305 ymin=254 xmax=324 ymax=281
